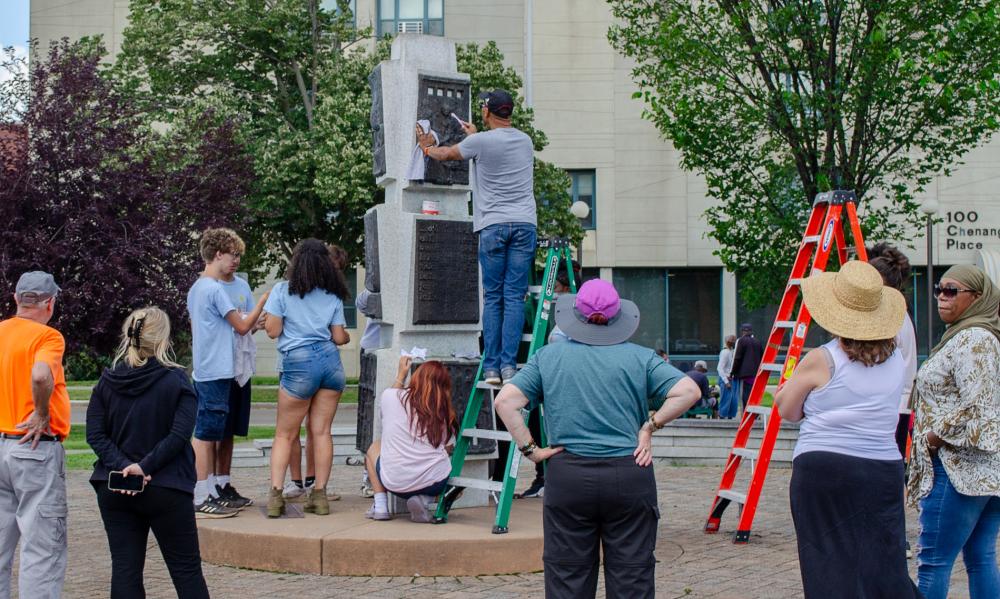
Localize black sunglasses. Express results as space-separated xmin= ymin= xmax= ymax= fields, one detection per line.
xmin=933 ymin=284 xmax=976 ymax=299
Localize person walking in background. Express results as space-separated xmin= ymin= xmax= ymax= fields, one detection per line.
xmin=775 ymin=261 xmax=920 ymax=598
xmin=908 ymin=265 xmax=1000 ymax=599
xmin=717 ymin=335 xmax=738 ymax=419
xmin=495 ymin=279 xmax=700 ymax=598
xmin=187 ymin=228 xmax=268 ymax=517
xmin=363 ymin=356 xmax=456 ymax=523
xmin=86 ymin=308 xmax=210 ymax=599
xmin=264 ymin=239 xmax=351 ymax=518
xmin=730 ymin=323 xmax=763 ymax=412
xmin=0 ymin=271 xmax=69 ymax=598
xmin=421 ymin=89 xmax=537 ymax=386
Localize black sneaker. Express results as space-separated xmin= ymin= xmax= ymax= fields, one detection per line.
xmin=516 ymin=477 xmax=544 ymax=499
xmin=195 ymin=497 xmax=240 ymax=519
xmin=215 ymin=483 xmax=253 ymax=509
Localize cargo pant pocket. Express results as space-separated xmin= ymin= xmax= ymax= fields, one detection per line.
xmin=38 ymin=503 xmax=68 ymax=551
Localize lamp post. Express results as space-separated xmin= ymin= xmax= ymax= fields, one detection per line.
xmin=570 ymin=200 xmax=591 ymax=265
xmin=922 ymin=199 xmax=940 ymax=353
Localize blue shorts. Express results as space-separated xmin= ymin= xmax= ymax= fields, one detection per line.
xmin=375 ymin=457 xmax=449 ymax=499
xmin=194 ymin=378 xmax=232 ymax=441
xmin=279 ymin=342 xmax=346 ymax=400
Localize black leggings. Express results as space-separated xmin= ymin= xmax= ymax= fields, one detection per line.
xmin=95 ymin=484 xmax=210 ymax=599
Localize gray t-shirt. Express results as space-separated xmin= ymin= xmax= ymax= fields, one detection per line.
xmin=457 ymin=127 xmax=537 ymax=232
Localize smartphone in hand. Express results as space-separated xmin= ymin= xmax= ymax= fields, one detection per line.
xmin=108 ymin=471 xmax=145 ymax=493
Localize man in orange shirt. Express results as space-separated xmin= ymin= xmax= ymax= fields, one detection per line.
xmin=0 ymin=271 xmax=69 ymax=597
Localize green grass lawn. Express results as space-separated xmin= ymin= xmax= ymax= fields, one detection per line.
xmin=65 ymin=426 xmax=278 ymax=470
xmin=70 ymin=385 xmax=358 ymax=404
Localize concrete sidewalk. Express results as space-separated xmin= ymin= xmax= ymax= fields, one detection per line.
xmin=51 ymin=461 xmax=978 ymax=598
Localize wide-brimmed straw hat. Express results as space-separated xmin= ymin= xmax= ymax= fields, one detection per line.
xmin=554 ymin=279 xmax=640 ymax=346
xmin=801 ymin=261 xmax=906 ymax=341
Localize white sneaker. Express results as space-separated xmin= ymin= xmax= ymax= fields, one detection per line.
xmin=407 ymin=495 xmax=435 ymax=523
xmin=282 ymin=481 xmax=306 ymax=499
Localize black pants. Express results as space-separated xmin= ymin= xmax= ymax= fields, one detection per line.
xmin=790 ymin=451 xmax=920 ymax=599
xmin=95 ymin=484 xmax=210 ymax=599
xmin=543 ymin=452 xmax=659 ymax=599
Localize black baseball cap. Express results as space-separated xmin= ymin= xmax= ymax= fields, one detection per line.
xmin=477 ymin=89 xmax=514 ymax=119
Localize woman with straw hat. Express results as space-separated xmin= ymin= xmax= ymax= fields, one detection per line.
xmin=907 ymin=265 xmax=1000 ymax=599
xmin=775 ymin=260 xmax=921 ymax=598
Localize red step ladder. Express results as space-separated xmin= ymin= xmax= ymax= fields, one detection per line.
xmin=705 ymin=190 xmax=869 ymax=543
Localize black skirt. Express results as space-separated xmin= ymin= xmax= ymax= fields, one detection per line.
xmin=789 ymin=451 xmax=923 ymax=599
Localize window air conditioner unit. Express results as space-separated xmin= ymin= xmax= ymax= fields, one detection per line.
xmin=397 ymin=21 xmax=423 ymax=34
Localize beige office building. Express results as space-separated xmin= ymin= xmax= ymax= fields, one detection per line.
xmin=32 ymin=0 xmax=1000 ymax=374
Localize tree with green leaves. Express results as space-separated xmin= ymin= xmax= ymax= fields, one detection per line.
xmin=118 ymin=0 xmax=579 ymax=279
xmin=608 ymin=0 xmax=1000 ymax=307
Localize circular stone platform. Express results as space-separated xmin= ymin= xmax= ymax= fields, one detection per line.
xmin=197 ymin=495 xmax=544 ymax=576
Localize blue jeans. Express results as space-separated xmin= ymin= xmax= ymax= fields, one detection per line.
xmin=718 ymin=381 xmax=738 ymax=419
xmin=917 ymin=456 xmax=1000 ymax=599
xmin=478 ymin=222 xmax=536 ymax=371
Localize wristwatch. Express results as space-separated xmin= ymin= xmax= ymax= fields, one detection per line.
xmin=519 ymin=440 xmax=537 ymax=456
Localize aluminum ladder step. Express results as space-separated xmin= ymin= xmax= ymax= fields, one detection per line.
xmin=460 ymin=428 xmax=511 ymax=442
xmin=760 ymin=363 xmax=783 ymax=373
xmin=774 ymin=320 xmax=795 ymax=328
xmin=745 ymin=405 xmax=772 ymax=416
xmin=733 ymin=447 xmax=758 ymax=460
xmin=718 ymin=490 xmax=747 ymax=504
xmin=448 ymin=476 xmax=504 ymax=493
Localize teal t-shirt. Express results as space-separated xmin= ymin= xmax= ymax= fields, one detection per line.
xmin=510 ymin=341 xmax=686 ymax=457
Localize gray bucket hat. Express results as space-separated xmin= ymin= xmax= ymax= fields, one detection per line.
xmin=553 ymin=279 xmax=640 ymax=346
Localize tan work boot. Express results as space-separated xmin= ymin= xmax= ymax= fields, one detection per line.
xmin=266 ymin=487 xmax=285 ymax=518
xmin=304 ymin=486 xmax=330 ymax=515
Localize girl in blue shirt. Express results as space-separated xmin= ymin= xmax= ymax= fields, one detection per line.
xmin=263 ymin=238 xmax=351 ymax=517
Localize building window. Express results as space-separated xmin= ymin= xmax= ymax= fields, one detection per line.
xmin=321 ymin=0 xmax=356 ymax=27
xmin=612 ymin=267 xmax=723 ymax=369
xmin=344 ymin=269 xmax=358 ymax=328
xmin=912 ymin=266 xmax=950 ymax=358
xmin=613 ymin=269 xmax=666 ymax=352
xmin=668 ymin=268 xmax=722 ymax=360
xmin=378 ymin=0 xmax=444 ymax=36
xmin=735 ymin=274 xmax=831 ymax=354
xmin=568 ymin=170 xmax=596 ymax=230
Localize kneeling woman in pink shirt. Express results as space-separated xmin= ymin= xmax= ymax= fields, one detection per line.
xmin=364 ymin=356 xmax=456 ymax=522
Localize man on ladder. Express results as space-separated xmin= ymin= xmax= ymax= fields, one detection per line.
xmin=421 ymin=88 xmax=536 ymax=386
xmin=495 ymin=279 xmax=700 ymax=599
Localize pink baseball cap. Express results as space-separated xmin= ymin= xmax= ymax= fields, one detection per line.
xmin=554 ymin=279 xmax=641 ymax=346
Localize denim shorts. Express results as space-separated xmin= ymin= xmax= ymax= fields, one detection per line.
xmin=279 ymin=341 xmax=346 ymax=400
xmin=193 ymin=378 xmax=232 ymax=441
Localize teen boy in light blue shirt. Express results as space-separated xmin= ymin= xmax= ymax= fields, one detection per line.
xmin=187 ymin=228 xmax=268 ymax=517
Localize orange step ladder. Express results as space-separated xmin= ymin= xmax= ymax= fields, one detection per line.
xmin=704 ymin=190 xmax=869 ymax=543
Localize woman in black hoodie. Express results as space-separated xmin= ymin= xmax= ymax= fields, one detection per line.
xmin=86 ymin=307 xmax=210 ymax=598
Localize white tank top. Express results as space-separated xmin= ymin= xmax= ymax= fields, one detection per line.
xmin=794 ymin=339 xmax=905 ymax=461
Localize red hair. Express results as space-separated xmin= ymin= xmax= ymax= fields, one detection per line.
xmin=401 ymin=361 xmax=456 ymax=448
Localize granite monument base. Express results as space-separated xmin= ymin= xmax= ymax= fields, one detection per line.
xmin=197 ymin=495 xmax=543 ymax=576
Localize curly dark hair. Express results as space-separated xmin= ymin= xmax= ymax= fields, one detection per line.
xmin=866 ymin=243 xmax=911 ymax=292
xmin=840 ymin=337 xmax=897 ymax=367
xmin=286 ymin=238 xmax=351 ymax=300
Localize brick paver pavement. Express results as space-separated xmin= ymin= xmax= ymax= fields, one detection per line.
xmin=16 ymin=461 xmax=981 ymax=598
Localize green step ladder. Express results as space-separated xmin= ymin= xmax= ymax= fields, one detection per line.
xmin=433 ymin=238 xmax=578 ymax=533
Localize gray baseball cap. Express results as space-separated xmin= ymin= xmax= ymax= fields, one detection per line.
xmin=15 ymin=271 xmax=60 ymax=305
xmin=694 ymin=360 xmax=708 ymax=371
